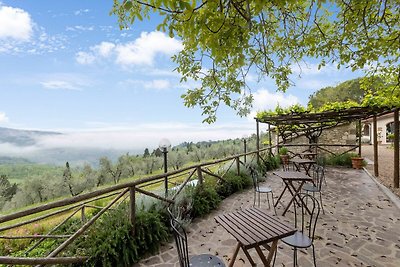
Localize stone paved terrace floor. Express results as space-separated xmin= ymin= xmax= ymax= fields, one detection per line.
xmin=134 ymin=167 xmax=400 ymax=267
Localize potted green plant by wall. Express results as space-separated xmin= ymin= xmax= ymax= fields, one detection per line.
xmin=351 ymin=156 xmax=365 ymax=169
xmin=278 ymin=146 xmax=289 ymax=165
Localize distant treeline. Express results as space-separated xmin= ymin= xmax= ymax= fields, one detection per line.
xmin=0 ymin=136 xmax=262 ymax=212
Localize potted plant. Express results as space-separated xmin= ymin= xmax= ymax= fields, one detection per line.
xmin=351 ymin=156 xmax=365 ymax=169
xmin=278 ymin=146 xmax=289 ymax=165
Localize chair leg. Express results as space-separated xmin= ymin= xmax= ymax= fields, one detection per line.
xmin=271 ymin=192 xmax=277 ymax=215
xmin=272 ymin=245 xmax=277 ymax=267
xmin=312 ymin=244 xmax=317 ymax=267
xmin=319 ymin=192 xmax=325 ymax=214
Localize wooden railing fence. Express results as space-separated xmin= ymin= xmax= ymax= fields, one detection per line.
xmin=0 ymin=147 xmax=270 ymax=265
xmin=0 ymin=143 xmax=354 ymax=265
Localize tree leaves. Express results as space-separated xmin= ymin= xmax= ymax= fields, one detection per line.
xmin=112 ymin=0 xmax=400 ymax=123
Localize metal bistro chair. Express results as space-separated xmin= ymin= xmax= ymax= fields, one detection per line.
xmin=303 ymin=165 xmax=325 ymax=214
xmin=249 ymin=166 xmax=277 ymax=215
xmin=168 ymin=208 xmax=225 ymax=267
xmin=274 ymin=193 xmax=321 ymax=267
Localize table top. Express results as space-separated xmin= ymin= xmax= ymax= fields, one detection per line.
xmin=273 ymin=171 xmax=313 ymax=181
xmin=300 ymin=151 xmax=317 ymax=155
xmin=290 ymin=158 xmax=316 ymax=164
xmin=214 ymin=207 xmax=296 ymax=248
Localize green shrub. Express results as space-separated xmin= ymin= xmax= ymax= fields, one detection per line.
xmin=257 ymin=155 xmax=280 ymax=174
xmin=68 ymin=202 xmax=169 ymax=267
xmin=216 ymin=171 xmax=252 ymax=198
xmin=278 ymin=147 xmax=289 ymax=155
xmin=191 ymin=184 xmax=221 ymax=217
xmin=323 ymin=152 xmax=358 ymax=167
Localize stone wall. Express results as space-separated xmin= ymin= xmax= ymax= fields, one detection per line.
xmin=269 ymin=122 xmax=358 ymax=157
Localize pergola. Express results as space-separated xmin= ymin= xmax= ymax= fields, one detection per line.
xmin=255 ymin=106 xmax=400 ymax=189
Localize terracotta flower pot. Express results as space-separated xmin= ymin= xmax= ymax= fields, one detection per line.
xmin=351 ymin=157 xmax=364 ymax=169
xmin=280 ymin=154 xmax=289 ymax=165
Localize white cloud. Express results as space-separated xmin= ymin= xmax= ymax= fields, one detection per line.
xmin=0 ymin=5 xmax=33 ymax=41
xmin=143 ymin=79 xmax=170 ymax=90
xmin=75 ymin=31 xmax=183 ymax=66
xmin=248 ymin=89 xmax=299 ymax=119
xmin=0 ymin=5 xmax=66 ymax=54
xmin=92 ymin=41 xmax=115 ymax=57
xmin=0 ymin=112 xmax=9 ymax=123
xmin=66 ymin=25 xmax=94 ymax=31
xmin=40 ymin=74 xmax=92 ymax=90
xmin=74 ymin=9 xmax=90 ymax=16
xmin=31 ymin=122 xmax=255 ymax=151
xmin=41 ymin=80 xmax=80 ymax=90
xmin=76 ymin=51 xmax=95 ymax=65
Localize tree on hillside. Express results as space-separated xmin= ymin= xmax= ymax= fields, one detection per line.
xmin=113 ymin=1 xmax=399 ymax=122
xmin=0 ymin=175 xmax=17 ymax=209
xmin=143 ymin=148 xmax=150 ymax=158
xmin=308 ymin=79 xmax=365 ymax=109
xmin=99 ymin=157 xmax=122 ymax=184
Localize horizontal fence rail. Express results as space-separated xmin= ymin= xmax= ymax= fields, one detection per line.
xmin=0 ymin=142 xmax=355 ymax=265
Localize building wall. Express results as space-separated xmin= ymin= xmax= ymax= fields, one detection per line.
xmin=362 ymin=113 xmax=398 ymax=145
xmin=268 ymin=122 xmax=358 ymax=157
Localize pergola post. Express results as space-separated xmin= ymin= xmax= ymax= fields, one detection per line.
xmin=394 ymin=109 xmax=399 ymax=188
xmin=373 ymin=115 xmax=379 ymax=177
xmin=256 ymin=119 xmax=260 ymax=164
xmin=268 ymin=124 xmax=272 ymax=155
xmin=358 ymin=120 xmax=362 ymax=156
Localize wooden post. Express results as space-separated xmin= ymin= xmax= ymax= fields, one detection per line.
xmin=256 ymin=119 xmax=260 ymax=164
xmin=268 ymin=124 xmax=272 ymax=155
xmin=236 ymin=157 xmax=240 ymax=176
xmin=129 ymin=186 xmax=136 ymax=234
xmin=394 ymin=109 xmax=399 ymax=188
xmin=197 ymin=166 xmax=203 ymax=185
xmin=373 ymin=115 xmax=379 ymax=177
xmin=358 ymin=120 xmax=362 ymax=156
xmin=81 ymin=206 xmax=86 ymax=223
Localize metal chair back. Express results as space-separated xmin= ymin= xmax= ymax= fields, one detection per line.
xmin=167 ymin=208 xmax=190 ymax=267
xmin=170 ymin=216 xmax=190 ymax=267
xmin=293 ymin=193 xmax=320 ymax=241
xmin=312 ymin=165 xmax=325 ymax=191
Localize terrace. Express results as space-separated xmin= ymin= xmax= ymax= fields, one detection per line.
xmin=134 ymin=166 xmax=400 ymax=266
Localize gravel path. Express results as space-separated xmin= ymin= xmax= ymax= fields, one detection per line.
xmin=362 ymin=144 xmax=400 ymax=198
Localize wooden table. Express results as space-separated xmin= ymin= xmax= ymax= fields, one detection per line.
xmin=299 ymin=152 xmax=317 ymax=160
xmin=273 ymin=171 xmax=313 ymax=216
xmin=290 ymin=158 xmax=316 ymax=176
xmin=215 ymin=207 xmax=296 ymax=267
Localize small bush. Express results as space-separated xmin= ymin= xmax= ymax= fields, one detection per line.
xmin=216 ymin=171 xmax=252 ymax=198
xmin=190 ymin=184 xmax=221 ymax=217
xmin=323 ymin=152 xmax=358 ymax=167
xmin=68 ymin=202 xmax=169 ymax=267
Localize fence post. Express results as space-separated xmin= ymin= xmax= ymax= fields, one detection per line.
xmin=81 ymin=206 xmax=86 ymax=223
xmin=129 ymin=186 xmax=136 ymax=235
xmin=197 ymin=166 xmax=203 ymax=184
xmin=236 ymin=157 xmax=240 ymax=176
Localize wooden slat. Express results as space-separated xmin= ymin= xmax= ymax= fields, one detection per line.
xmin=215 ymin=208 xmax=296 ymax=248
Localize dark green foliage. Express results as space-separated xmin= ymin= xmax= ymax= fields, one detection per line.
xmin=322 ymin=153 xmax=359 ymax=167
xmin=308 ymin=78 xmax=365 ymax=109
xmin=216 ymin=171 xmax=252 ymax=198
xmin=259 ymin=155 xmax=280 ymax=174
xmin=69 ymin=203 xmax=169 ymax=267
xmin=190 ymin=184 xmax=221 ymax=217
xmin=0 ymin=174 xmax=17 ymax=201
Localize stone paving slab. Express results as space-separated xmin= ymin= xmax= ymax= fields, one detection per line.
xmin=133 ymin=167 xmax=400 ymax=267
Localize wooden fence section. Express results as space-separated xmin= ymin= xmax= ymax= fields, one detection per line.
xmin=0 ymin=147 xmax=271 ymax=265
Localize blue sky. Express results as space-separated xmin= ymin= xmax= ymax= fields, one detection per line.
xmin=0 ymin=1 xmax=363 ymax=153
